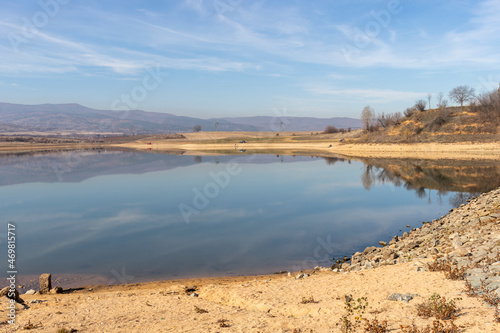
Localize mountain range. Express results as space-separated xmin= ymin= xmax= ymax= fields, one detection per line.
xmin=0 ymin=102 xmax=361 ymax=135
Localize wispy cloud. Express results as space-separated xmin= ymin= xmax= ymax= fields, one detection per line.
xmin=307 ymin=87 xmax=425 ymax=103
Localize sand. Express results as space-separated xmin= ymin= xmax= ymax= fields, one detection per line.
xmin=113 ymin=131 xmax=500 ymax=161
xmin=2 ymin=261 xmax=497 ymax=332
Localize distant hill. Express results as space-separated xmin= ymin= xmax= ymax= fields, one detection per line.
xmin=0 ymin=102 xmax=361 ymax=135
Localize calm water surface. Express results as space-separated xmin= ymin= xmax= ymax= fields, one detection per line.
xmin=0 ymin=150 xmax=497 ymax=284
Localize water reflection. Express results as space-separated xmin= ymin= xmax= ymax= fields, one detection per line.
xmin=0 ymin=150 xmax=498 ymax=283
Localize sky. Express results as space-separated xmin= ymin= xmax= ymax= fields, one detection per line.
xmin=1 ymin=0 xmax=499 ymax=119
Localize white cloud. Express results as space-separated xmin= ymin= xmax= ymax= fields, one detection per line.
xmin=307 ymin=87 xmax=425 ymax=103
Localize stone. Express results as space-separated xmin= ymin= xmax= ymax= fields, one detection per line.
xmin=0 ymin=286 xmax=24 ymax=304
xmin=480 ymin=216 xmax=493 ymax=223
xmin=363 ymin=246 xmax=377 ymax=254
xmin=39 ymin=273 xmax=52 ymax=294
xmin=389 ymin=236 xmax=399 ymax=245
xmin=295 ymin=274 xmax=304 ymax=279
xmin=50 ymin=287 xmax=63 ymax=294
xmin=189 ymin=292 xmax=199 ymax=297
xmin=387 ymin=293 xmax=416 ymax=303
xmin=25 ymin=289 xmax=36 ymax=295
xmin=378 ymin=241 xmax=387 ymax=247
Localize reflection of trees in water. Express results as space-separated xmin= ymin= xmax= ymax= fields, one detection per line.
xmin=361 ymin=165 xmax=375 ymax=190
xmin=322 ymin=156 xmax=500 ymax=205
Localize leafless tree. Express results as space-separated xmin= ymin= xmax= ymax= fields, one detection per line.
xmin=449 ymin=85 xmax=475 ymax=107
xmin=391 ymin=112 xmax=403 ymax=125
xmin=414 ymin=99 xmax=427 ymax=112
xmin=361 ymin=105 xmax=375 ymax=132
xmin=193 ymin=125 xmax=202 ymax=132
xmin=436 ymin=92 xmax=448 ymax=109
xmin=473 ymin=89 xmax=500 ymax=123
xmin=427 ymin=93 xmax=432 ymax=109
xmin=404 ymin=107 xmax=416 ymax=118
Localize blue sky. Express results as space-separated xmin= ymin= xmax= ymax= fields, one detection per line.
xmin=1 ymin=0 xmax=499 ymax=119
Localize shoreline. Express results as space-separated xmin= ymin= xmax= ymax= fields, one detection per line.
xmin=1 ymin=131 xmax=500 ymax=160
xmin=4 ymin=187 xmax=500 ymax=331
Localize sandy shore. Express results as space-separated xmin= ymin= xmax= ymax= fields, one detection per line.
xmin=112 ymin=131 xmax=500 ymax=160
xmin=3 ymin=263 xmax=496 ymax=332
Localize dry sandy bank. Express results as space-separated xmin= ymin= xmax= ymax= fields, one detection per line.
xmin=3 ymin=261 xmax=498 ymax=332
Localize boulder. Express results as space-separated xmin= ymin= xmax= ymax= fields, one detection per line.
xmin=39 ymin=273 xmax=52 ymax=294
xmin=0 ymin=286 xmax=24 ymax=304
xmin=50 ymin=287 xmax=63 ymax=294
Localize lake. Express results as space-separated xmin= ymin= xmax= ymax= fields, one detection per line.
xmin=1 ymin=150 xmax=498 ymax=286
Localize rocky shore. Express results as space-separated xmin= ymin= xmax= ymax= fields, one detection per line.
xmin=345 ymin=187 xmax=500 ymax=299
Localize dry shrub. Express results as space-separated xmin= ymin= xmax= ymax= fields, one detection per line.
xmin=363 ymin=317 xmax=388 ymax=332
xmin=426 ymin=257 xmax=466 ymax=280
xmin=416 ymin=293 xmax=459 ymax=321
xmin=400 ymin=320 xmax=458 ymax=333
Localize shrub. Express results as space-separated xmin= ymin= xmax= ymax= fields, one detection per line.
xmin=415 ymin=99 xmax=427 ymax=112
xmin=416 ymin=293 xmax=460 ymax=320
xmin=323 ymin=125 xmax=339 ymax=134
xmin=474 ymin=89 xmax=500 ymax=124
xmin=404 ymin=107 xmax=416 ymax=118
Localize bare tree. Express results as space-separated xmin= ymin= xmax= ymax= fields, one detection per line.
xmin=474 ymin=89 xmax=500 ymax=123
xmin=377 ymin=112 xmax=389 ymax=128
xmin=436 ymin=92 xmax=448 ymax=109
xmin=427 ymin=93 xmax=432 ymax=109
xmin=449 ymin=85 xmax=475 ymax=107
xmin=414 ymin=99 xmax=427 ymax=112
xmin=404 ymin=107 xmax=416 ymax=118
xmin=361 ymin=105 xmax=375 ymax=132
xmin=193 ymin=125 xmax=202 ymax=132
xmin=391 ymin=112 xmax=403 ymax=125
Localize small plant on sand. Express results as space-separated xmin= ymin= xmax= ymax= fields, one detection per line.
xmin=56 ymin=329 xmax=76 ymax=333
xmin=194 ymin=305 xmax=208 ymax=313
xmin=22 ymin=320 xmax=38 ymax=330
xmin=339 ymin=295 xmax=368 ymax=333
xmin=217 ymin=318 xmax=230 ymax=328
xmin=479 ymin=279 xmax=500 ymax=307
xmin=363 ymin=317 xmax=388 ymax=332
xmin=300 ymin=295 xmax=318 ymax=304
xmin=427 ymin=257 xmax=466 ymax=280
xmin=416 ymin=293 xmax=460 ymax=320
xmin=400 ymin=320 xmax=458 ymax=333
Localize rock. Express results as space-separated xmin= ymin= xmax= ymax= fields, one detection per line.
xmin=389 ymin=236 xmax=399 ymax=245
xmin=39 ymin=273 xmax=52 ymax=294
xmin=50 ymin=287 xmax=63 ymax=294
xmin=189 ymin=292 xmax=199 ymax=297
xmin=363 ymin=246 xmax=377 ymax=254
xmin=0 ymin=286 xmax=24 ymax=304
xmin=378 ymin=241 xmax=387 ymax=247
xmin=480 ymin=216 xmax=493 ymax=223
xmin=25 ymin=289 xmax=36 ymax=295
xmin=295 ymin=274 xmax=304 ymax=279
xmin=387 ymin=293 xmax=416 ymax=303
